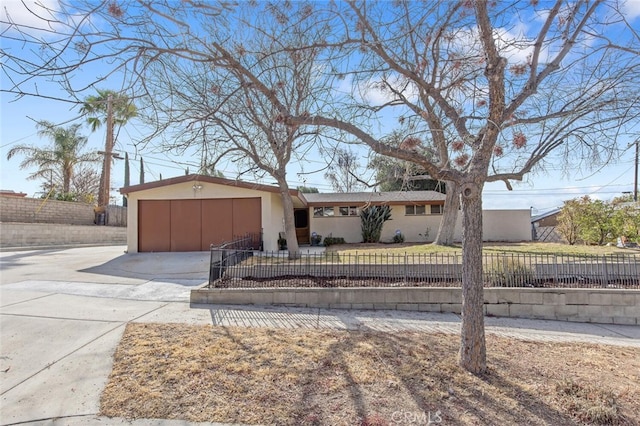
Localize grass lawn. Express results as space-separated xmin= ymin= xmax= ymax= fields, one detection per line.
xmin=101 ymin=324 xmax=640 ymax=425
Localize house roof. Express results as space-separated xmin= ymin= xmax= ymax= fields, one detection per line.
xmin=0 ymin=190 xmax=27 ymax=198
xmin=120 ymin=176 xmax=446 ymax=208
xmin=531 ymin=207 xmax=561 ymax=223
xmin=303 ymin=191 xmax=446 ymax=206
xmin=120 ymin=174 xmax=301 ymax=197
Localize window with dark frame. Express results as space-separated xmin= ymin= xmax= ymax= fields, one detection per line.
xmin=430 ymin=204 xmax=444 ymax=215
xmin=313 ymin=206 xmax=335 ymax=217
xmin=405 ymin=204 xmax=426 ymax=215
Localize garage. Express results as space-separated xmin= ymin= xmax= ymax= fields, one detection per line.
xmin=138 ymin=197 xmax=261 ymax=252
xmin=121 ymin=174 xmax=308 ymax=253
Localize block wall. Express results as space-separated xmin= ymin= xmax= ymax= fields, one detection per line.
xmin=191 ymin=287 xmax=640 ymax=325
xmin=0 ymin=195 xmax=95 ymax=225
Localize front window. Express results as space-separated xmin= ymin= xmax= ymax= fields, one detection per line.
xmin=339 ymin=206 xmax=360 ymax=216
xmin=313 ymin=206 xmax=335 ymax=217
xmin=430 ymin=204 xmax=443 ymax=215
xmin=405 ymin=205 xmax=426 ymax=215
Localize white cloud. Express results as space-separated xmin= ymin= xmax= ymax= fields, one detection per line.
xmin=1 ymin=0 xmax=64 ymax=35
xmin=346 ymin=74 xmax=419 ymax=107
xmin=621 ymin=0 xmax=640 ymax=20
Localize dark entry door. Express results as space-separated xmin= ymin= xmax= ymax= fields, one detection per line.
xmin=294 ymin=208 xmax=310 ymax=244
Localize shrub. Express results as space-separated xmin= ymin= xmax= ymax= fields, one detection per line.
xmin=277 ymin=235 xmax=287 ymax=250
xmin=555 ymin=379 xmax=622 ymax=425
xmin=361 ymin=205 xmax=392 ymax=243
xmin=310 ymin=232 xmax=322 ymax=246
xmin=485 ymin=256 xmax=533 ymax=287
xmin=323 ymin=236 xmax=345 ymax=246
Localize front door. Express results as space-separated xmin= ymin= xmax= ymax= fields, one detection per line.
xmin=294 ymin=208 xmax=310 ymax=244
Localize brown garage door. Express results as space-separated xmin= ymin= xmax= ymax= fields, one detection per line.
xmin=138 ymin=200 xmax=171 ymax=252
xmin=138 ymin=198 xmax=261 ymax=252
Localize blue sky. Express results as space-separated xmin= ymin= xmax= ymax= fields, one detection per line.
xmin=1 ymin=0 xmax=639 ymax=214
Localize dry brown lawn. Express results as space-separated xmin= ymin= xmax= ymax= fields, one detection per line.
xmin=101 ymin=324 xmax=640 ymax=426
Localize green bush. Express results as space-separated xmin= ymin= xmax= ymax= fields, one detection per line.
xmin=323 ymin=236 xmax=345 ymax=246
xmin=361 ymin=205 xmax=392 ymax=243
xmin=485 ymin=257 xmax=533 ymax=287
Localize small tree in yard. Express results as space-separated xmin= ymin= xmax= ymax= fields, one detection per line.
xmin=560 ymin=195 xmax=640 ymax=245
xmin=577 ymin=198 xmax=616 ymax=245
xmin=611 ymin=198 xmax=640 ymax=244
xmin=557 ymin=199 xmax=582 ymax=245
xmin=360 ymin=205 xmax=392 ymax=243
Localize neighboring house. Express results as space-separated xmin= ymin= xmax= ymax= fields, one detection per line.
xmin=531 ymin=208 xmax=562 ymax=242
xmin=0 ymin=190 xmax=28 ymax=198
xmin=121 ymin=174 xmax=531 ymax=253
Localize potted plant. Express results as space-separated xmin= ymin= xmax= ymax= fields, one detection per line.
xmin=310 ymin=232 xmax=322 ymax=246
xmin=278 ymin=234 xmax=287 ymax=250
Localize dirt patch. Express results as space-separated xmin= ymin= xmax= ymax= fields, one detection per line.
xmin=101 ymin=324 xmax=640 ymax=425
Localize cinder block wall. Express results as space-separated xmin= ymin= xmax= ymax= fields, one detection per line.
xmin=0 ymin=195 xmax=95 ymax=225
xmin=0 ymin=223 xmax=126 ymax=248
xmin=191 ymin=287 xmax=640 ymax=325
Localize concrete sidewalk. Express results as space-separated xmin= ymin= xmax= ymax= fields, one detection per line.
xmin=1 ymin=246 xmax=639 ymax=425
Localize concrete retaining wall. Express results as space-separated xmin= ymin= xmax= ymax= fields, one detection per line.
xmin=191 ymin=287 xmax=640 ymax=325
xmin=0 ymin=223 xmax=126 ymax=248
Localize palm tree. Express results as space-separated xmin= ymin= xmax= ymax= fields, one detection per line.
xmin=6 ymin=121 xmax=100 ymax=195
xmin=81 ymin=90 xmax=137 ymax=132
xmin=81 ymin=90 xmax=137 ymax=206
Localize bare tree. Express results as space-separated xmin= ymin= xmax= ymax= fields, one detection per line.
xmin=2 ymin=0 xmax=639 ymax=374
xmin=133 ymin=4 xmax=331 ymax=257
xmin=285 ymin=0 xmax=640 ymax=372
xmin=368 ymin=131 xmax=456 ymax=245
xmin=324 ymin=147 xmax=364 ymax=193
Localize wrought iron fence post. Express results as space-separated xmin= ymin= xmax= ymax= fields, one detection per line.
xmin=601 ymin=255 xmax=609 ymax=288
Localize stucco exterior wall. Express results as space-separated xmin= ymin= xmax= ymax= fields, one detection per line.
xmin=125 ymin=181 xmax=282 ymax=253
xmin=310 ymin=205 xmax=443 ymax=244
xmin=480 ymin=209 xmax=532 ymax=241
xmin=311 ymin=215 xmax=362 ymax=243
xmin=380 ymin=205 xmax=443 ymax=242
xmin=310 ymin=207 xmax=531 ymax=244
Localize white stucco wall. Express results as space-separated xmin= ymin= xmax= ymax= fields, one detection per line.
xmin=125 ymin=181 xmax=283 ymax=253
xmin=452 ymin=209 xmax=531 ymax=242
xmin=310 ymin=205 xmax=444 ymax=244
xmin=310 ymin=207 xmax=531 ymax=244
xmin=480 ymin=209 xmax=532 ymax=242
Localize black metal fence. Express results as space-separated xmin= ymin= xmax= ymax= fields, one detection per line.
xmin=208 ymin=250 xmax=640 ymax=289
xmin=209 ymin=232 xmax=263 ymax=284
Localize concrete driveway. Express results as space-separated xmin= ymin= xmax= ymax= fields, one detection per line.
xmin=1 ymin=245 xmax=639 ymax=426
xmin=0 ymin=246 xmax=218 ymax=425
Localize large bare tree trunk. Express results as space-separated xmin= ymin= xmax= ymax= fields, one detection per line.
xmin=459 ymin=182 xmax=487 ymax=374
xmin=433 ymin=181 xmax=459 ymax=246
xmin=277 ymin=180 xmax=300 ymax=259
